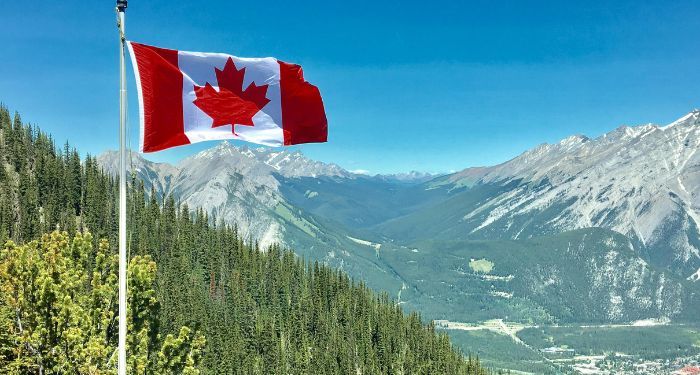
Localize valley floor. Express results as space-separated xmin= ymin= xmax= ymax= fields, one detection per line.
xmin=438 ymin=319 xmax=700 ymax=374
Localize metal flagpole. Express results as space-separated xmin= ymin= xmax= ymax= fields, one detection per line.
xmin=116 ymin=1 xmax=128 ymax=374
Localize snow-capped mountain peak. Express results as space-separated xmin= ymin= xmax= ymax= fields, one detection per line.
xmin=98 ymin=141 xmax=353 ymax=249
xmin=660 ymin=109 xmax=699 ymax=130
xmin=558 ymin=134 xmax=590 ymax=147
xmin=183 ymin=141 xmax=351 ymax=179
xmin=374 ymin=170 xmax=442 ymax=184
xmin=449 ymin=110 xmax=700 ymax=277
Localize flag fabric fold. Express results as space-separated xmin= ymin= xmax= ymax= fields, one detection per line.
xmin=127 ymin=41 xmax=327 ymax=152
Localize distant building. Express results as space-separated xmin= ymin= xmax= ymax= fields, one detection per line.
xmin=540 ymin=346 xmax=574 ymax=354
xmin=673 ymin=366 xmax=700 ymax=375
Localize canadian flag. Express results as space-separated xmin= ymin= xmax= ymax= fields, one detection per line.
xmin=127 ymin=41 xmax=327 ymax=152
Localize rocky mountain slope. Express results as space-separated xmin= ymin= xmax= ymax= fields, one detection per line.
xmin=380 ymin=228 xmax=694 ymax=324
xmin=384 ymin=110 xmax=700 ymax=279
xmin=98 ymin=110 xmax=700 ymax=327
xmin=98 ymin=143 xmax=408 ymax=296
xmin=98 ymin=142 xmax=351 ymax=248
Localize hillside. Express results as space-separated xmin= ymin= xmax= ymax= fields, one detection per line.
xmin=98 ymin=145 xmax=411 ymax=299
xmin=98 ymin=111 xmax=700 ymax=323
xmin=386 ymin=110 xmax=700 ymax=278
xmin=95 ymin=109 xmax=700 ymax=373
xmin=0 ymin=106 xmax=490 ymax=374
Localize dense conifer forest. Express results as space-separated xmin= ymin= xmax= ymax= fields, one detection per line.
xmin=0 ymin=105 xmax=491 ymax=374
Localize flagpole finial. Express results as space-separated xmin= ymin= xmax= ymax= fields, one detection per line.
xmin=117 ymin=0 xmax=127 ymax=11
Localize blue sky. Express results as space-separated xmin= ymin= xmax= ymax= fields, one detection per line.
xmin=1 ymin=1 xmax=699 ymax=174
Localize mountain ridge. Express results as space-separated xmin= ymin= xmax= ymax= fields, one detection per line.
xmin=398 ymin=110 xmax=700 ymax=279
xmin=98 ymin=142 xmax=357 ymax=248
xmin=98 ymin=109 xmax=700 ymax=330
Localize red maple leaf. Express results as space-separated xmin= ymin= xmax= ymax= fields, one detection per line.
xmin=193 ymin=57 xmax=271 ymax=134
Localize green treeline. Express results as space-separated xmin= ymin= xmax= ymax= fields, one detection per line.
xmin=0 ymin=105 xmax=490 ymax=374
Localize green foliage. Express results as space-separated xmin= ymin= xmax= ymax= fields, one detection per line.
xmin=0 ymin=104 xmax=492 ymax=373
xmin=518 ymin=325 xmax=700 ymax=359
xmin=0 ymin=231 xmax=204 ymax=374
xmin=447 ymin=330 xmax=557 ymax=374
xmin=376 ymin=228 xmax=700 ymax=325
xmin=468 ymin=259 xmax=494 ymax=274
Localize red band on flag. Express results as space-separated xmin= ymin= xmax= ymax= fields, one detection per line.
xmin=278 ymin=61 xmax=328 ymax=145
xmin=129 ymin=42 xmax=190 ymax=152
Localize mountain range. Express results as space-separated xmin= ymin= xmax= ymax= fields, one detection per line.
xmin=98 ymin=110 xmax=700 ymax=328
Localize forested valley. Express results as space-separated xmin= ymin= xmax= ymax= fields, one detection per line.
xmin=0 ymin=105 xmax=492 ymax=374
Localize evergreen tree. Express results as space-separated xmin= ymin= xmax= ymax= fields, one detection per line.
xmin=0 ymin=231 xmax=205 ymax=374
xmin=0 ymin=106 xmax=493 ymax=374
